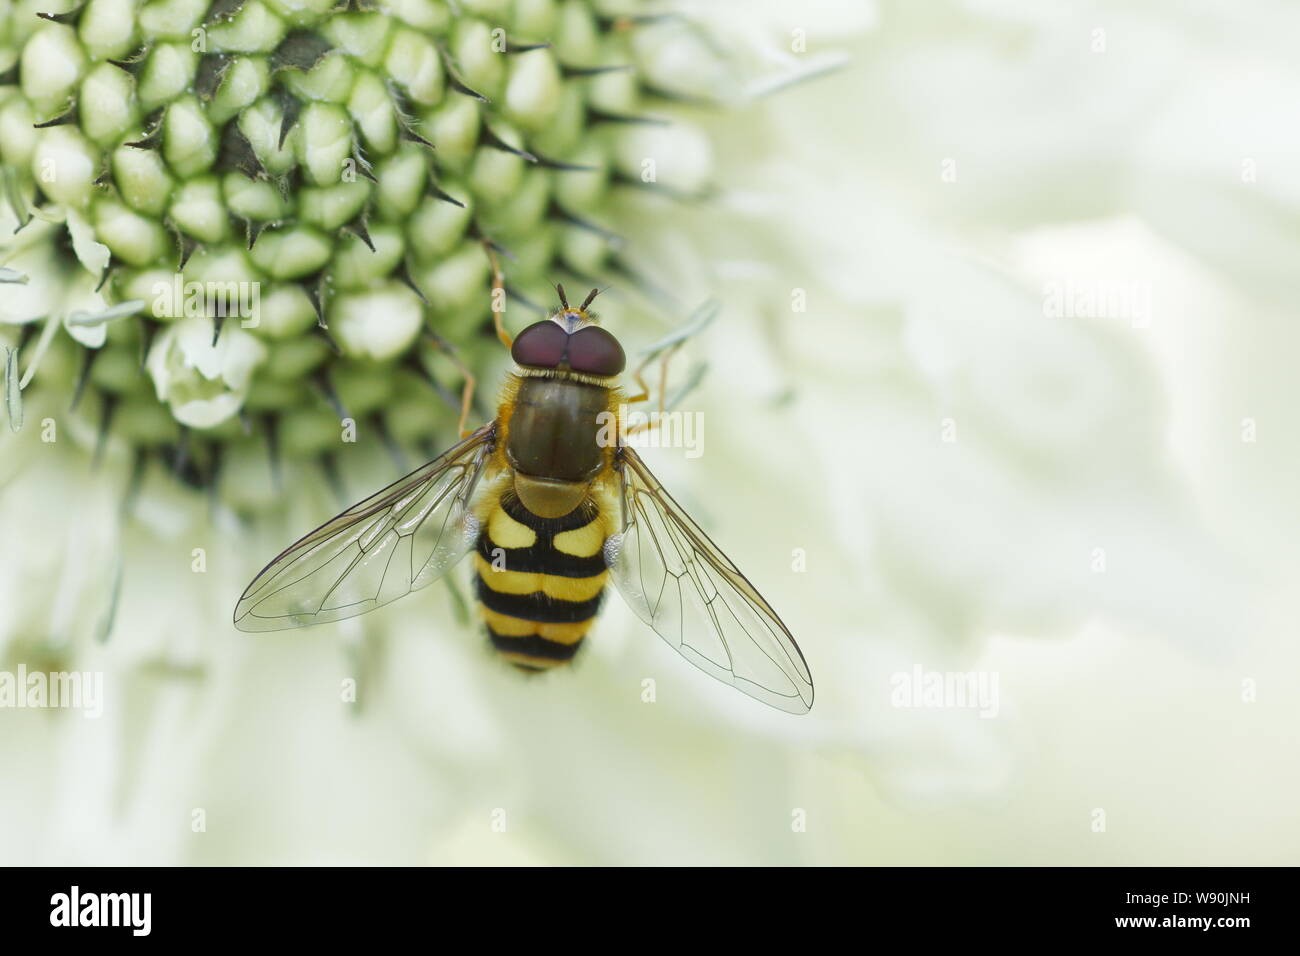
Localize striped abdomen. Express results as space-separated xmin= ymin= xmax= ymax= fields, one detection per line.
xmin=474 ymin=491 xmax=609 ymax=672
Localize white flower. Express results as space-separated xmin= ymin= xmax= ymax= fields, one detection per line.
xmin=3 ymin=1 xmax=1292 ymax=866
xmin=0 ymin=217 xmax=100 ymax=327
xmin=331 ymin=283 xmax=425 ymax=362
xmin=146 ymin=317 xmax=267 ymax=428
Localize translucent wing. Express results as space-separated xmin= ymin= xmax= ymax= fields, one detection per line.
xmin=604 ymin=447 xmax=814 ymax=713
xmin=234 ymin=423 xmax=497 ymax=632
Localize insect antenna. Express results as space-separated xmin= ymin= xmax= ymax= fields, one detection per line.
xmin=555 ymin=283 xmax=569 ymax=309
xmin=580 ymin=287 xmax=602 ymax=310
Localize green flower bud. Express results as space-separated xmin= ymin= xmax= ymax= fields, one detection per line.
xmin=224 ymin=172 xmax=290 ymax=222
xmin=251 ymin=285 xmax=319 ymax=342
xmin=169 ymin=176 xmax=230 ymax=244
xmin=94 ymin=198 xmax=171 ymax=266
xmin=321 ymin=13 xmax=394 ymax=68
xmin=113 ymin=146 xmax=175 ymax=217
xmin=282 ymin=51 xmax=358 ymax=104
xmin=385 ymin=29 xmax=446 ymax=106
xmin=452 ymin=20 xmax=505 ymax=100
xmin=297 ymin=102 xmax=353 ymax=185
xmin=504 ymin=49 xmax=562 ymax=131
xmin=332 ymin=226 xmax=404 ymax=289
xmin=0 ymin=0 xmax=731 ymax=505
xmin=250 ymin=227 xmax=333 ymax=279
xmin=332 ymin=283 xmax=424 ymax=361
xmin=299 ymin=181 xmax=371 ymax=231
xmin=137 ymin=43 xmax=199 ymax=110
xmin=31 ymin=126 xmax=98 ymax=207
xmin=79 ymin=64 xmax=140 ymax=147
xmin=138 ymin=0 xmax=208 ymax=39
xmin=0 ymin=98 xmax=38 ymax=169
xmin=207 ymin=2 xmax=288 ymax=53
xmin=347 ymin=71 xmax=399 ymax=154
xmin=163 ymin=97 xmax=219 ymax=178
xmin=79 ymin=0 xmax=139 ymax=61
xmin=21 ymin=25 xmax=87 ymax=119
xmin=208 ymin=57 xmax=271 ymax=126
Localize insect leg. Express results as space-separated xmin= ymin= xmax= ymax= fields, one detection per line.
xmin=427 ymin=331 xmax=478 ymax=438
xmin=624 ymin=341 xmax=684 ymax=436
xmin=656 ymin=343 xmax=682 ymax=418
xmin=482 ymin=241 xmax=513 ymax=350
xmin=624 ymin=350 xmax=655 ymax=405
xmin=626 ymin=340 xmax=682 ymax=406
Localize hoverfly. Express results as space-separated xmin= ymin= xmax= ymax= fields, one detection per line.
xmin=233 ymin=287 xmax=814 ymax=713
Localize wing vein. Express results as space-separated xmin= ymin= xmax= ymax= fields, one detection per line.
xmin=233 ymin=424 xmax=497 ymax=632
xmin=603 ymin=448 xmax=813 ymax=713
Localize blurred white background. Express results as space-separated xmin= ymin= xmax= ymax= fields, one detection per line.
xmin=2 ymin=0 xmax=1298 ymax=865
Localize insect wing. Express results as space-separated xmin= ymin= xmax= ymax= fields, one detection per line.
xmin=604 ymin=448 xmax=814 ymax=713
xmin=234 ymin=424 xmax=497 ymax=632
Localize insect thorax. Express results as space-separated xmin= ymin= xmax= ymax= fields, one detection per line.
xmin=505 ymin=375 xmax=613 ymax=484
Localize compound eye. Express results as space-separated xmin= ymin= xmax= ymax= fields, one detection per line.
xmin=511 ymin=321 xmax=569 ymax=369
xmin=567 ymin=326 xmax=626 ymax=376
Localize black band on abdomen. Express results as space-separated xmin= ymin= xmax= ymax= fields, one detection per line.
xmin=475 ymin=532 xmax=606 ymax=578
xmin=475 ymin=576 xmax=604 ymax=623
xmin=487 ymin=628 xmax=583 ymax=661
